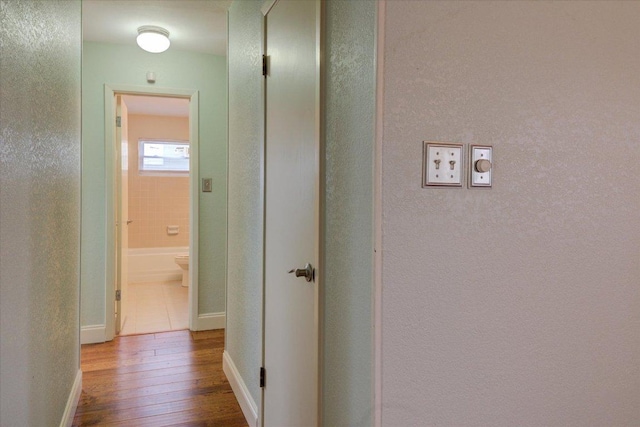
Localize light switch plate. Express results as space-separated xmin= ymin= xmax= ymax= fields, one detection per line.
xmin=202 ymin=178 xmax=212 ymax=192
xmin=469 ymin=145 xmax=492 ymax=188
xmin=422 ymin=142 xmax=464 ymax=187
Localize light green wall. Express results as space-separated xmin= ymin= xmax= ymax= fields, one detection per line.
xmin=81 ymin=42 xmax=227 ymax=328
xmin=227 ymin=0 xmax=265 ymax=406
xmin=226 ymin=0 xmax=376 ymax=423
xmin=323 ymin=1 xmax=376 ymax=424
xmin=0 ymin=0 xmax=81 ymax=424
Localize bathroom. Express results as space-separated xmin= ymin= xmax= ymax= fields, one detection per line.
xmin=120 ymin=94 xmax=191 ymax=336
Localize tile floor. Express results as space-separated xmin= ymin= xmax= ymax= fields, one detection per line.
xmin=120 ymin=281 xmax=188 ymax=336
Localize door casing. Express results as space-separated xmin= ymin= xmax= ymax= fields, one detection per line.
xmin=114 ymin=95 xmax=128 ymax=335
xmin=104 ymin=84 xmax=200 ymax=340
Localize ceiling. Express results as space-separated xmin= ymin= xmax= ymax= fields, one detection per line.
xmin=84 ymin=0 xmax=231 ymax=117
xmin=122 ymin=95 xmax=189 ymax=117
xmin=82 ymin=0 xmax=232 ymax=56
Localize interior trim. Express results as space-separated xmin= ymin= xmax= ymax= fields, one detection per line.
xmin=103 ymin=84 xmax=200 ymax=340
xmin=59 ymin=369 xmax=82 ymax=427
xmin=223 ymin=350 xmax=260 ymax=427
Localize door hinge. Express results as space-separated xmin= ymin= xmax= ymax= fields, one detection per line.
xmin=262 ymin=55 xmax=268 ymax=77
xmin=116 ymin=116 xmax=122 ymax=128
xmin=260 ymin=367 xmax=266 ymax=388
xmin=115 ymin=290 xmax=121 ymax=301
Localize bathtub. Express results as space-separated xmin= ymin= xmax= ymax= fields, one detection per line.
xmin=128 ymin=246 xmax=188 ymax=283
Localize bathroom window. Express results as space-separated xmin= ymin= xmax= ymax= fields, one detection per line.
xmin=138 ymin=140 xmax=189 ymax=174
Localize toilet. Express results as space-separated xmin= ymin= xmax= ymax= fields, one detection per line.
xmin=174 ymin=254 xmax=189 ymax=287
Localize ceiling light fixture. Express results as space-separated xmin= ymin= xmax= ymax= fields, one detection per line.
xmin=136 ymin=26 xmax=170 ymax=53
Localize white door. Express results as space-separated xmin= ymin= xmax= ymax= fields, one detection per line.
xmin=263 ymin=0 xmax=321 ymax=426
xmin=115 ymin=96 xmax=130 ymax=334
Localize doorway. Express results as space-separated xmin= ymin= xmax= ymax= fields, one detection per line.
xmin=105 ymin=85 xmax=200 ymax=340
xmin=115 ymin=94 xmax=192 ymax=336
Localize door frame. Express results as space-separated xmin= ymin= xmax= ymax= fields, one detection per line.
xmin=260 ymin=0 xmax=324 ymax=424
xmin=104 ymin=84 xmax=200 ymax=340
xmin=114 ymin=95 xmax=125 ymax=335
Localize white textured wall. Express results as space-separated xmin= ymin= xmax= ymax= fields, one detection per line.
xmin=0 ymin=0 xmax=81 ymax=424
xmin=381 ymin=1 xmax=640 ymax=425
xmin=227 ymin=0 xmax=265 ymax=406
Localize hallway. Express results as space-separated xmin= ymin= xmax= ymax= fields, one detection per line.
xmin=73 ymin=330 xmax=247 ymax=426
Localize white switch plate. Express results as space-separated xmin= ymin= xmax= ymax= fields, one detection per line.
xmin=422 ymin=142 xmax=464 ymax=187
xmin=469 ymin=145 xmax=492 ymax=188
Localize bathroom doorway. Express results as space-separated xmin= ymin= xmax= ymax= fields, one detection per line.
xmin=108 ymin=87 xmax=200 ymax=337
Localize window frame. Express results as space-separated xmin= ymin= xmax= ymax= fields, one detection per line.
xmin=137 ymin=138 xmax=190 ymax=176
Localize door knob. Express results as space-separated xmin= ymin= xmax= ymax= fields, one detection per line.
xmin=288 ymin=263 xmax=314 ymax=282
xmin=126 ymin=220 xmax=133 ymax=225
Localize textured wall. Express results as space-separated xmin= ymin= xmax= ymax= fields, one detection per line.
xmin=0 ymin=0 xmax=81 ymax=424
xmin=323 ymin=1 xmax=376 ymax=425
xmin=227 ymin=0 xmax=265 ymax=406
xmin=127 ymin=114 xmax=190 ymax=249
xmin=381 ymin=1 xmax=640 ymax=425
xmin=82 ymin=42 xmax=227 ymax=327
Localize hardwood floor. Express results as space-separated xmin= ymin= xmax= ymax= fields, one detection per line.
xmin=73 ymin=329 xmax=248 ymax=426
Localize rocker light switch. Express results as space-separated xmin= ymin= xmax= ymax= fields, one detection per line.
xmin=422 ymin=142 xmax=464 ymax=187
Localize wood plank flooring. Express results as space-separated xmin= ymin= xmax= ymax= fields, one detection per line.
xmin=73 ymin=329 xmax=248 ymax=426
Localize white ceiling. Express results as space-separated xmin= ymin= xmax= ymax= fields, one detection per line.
xmin=84 ymin=1 xmax=230 ymax=117
xmin=122 ymin=95 xmax=190 ymax=117
xmin=82 ymin=0 xmax=232 ymax=56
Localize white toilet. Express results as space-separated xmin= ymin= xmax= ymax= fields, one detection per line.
xmin=174 ymin=254 xmax=189 ymax=287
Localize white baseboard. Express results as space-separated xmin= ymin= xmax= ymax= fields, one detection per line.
xmin=223 ymin=351 xmax=259 ymax=427
xmin=59 ymin=369 xmax=82 ymax=427
xmin=81 ymin=324 xmax=105 ymax=344
xmin=195 ymin=312 xmax=225 ymax=330
xmin=129 ymin=271 xmax=182 ymax=283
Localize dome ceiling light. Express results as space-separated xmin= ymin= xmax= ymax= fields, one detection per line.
xmin=136 ymin=26 xmax=170 ymax=53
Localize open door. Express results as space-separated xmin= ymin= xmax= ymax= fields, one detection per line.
xmin=114 ymin=95 xmax=130 ymax=334
xmin=263 ymin=0 xmax=321 ymax=425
